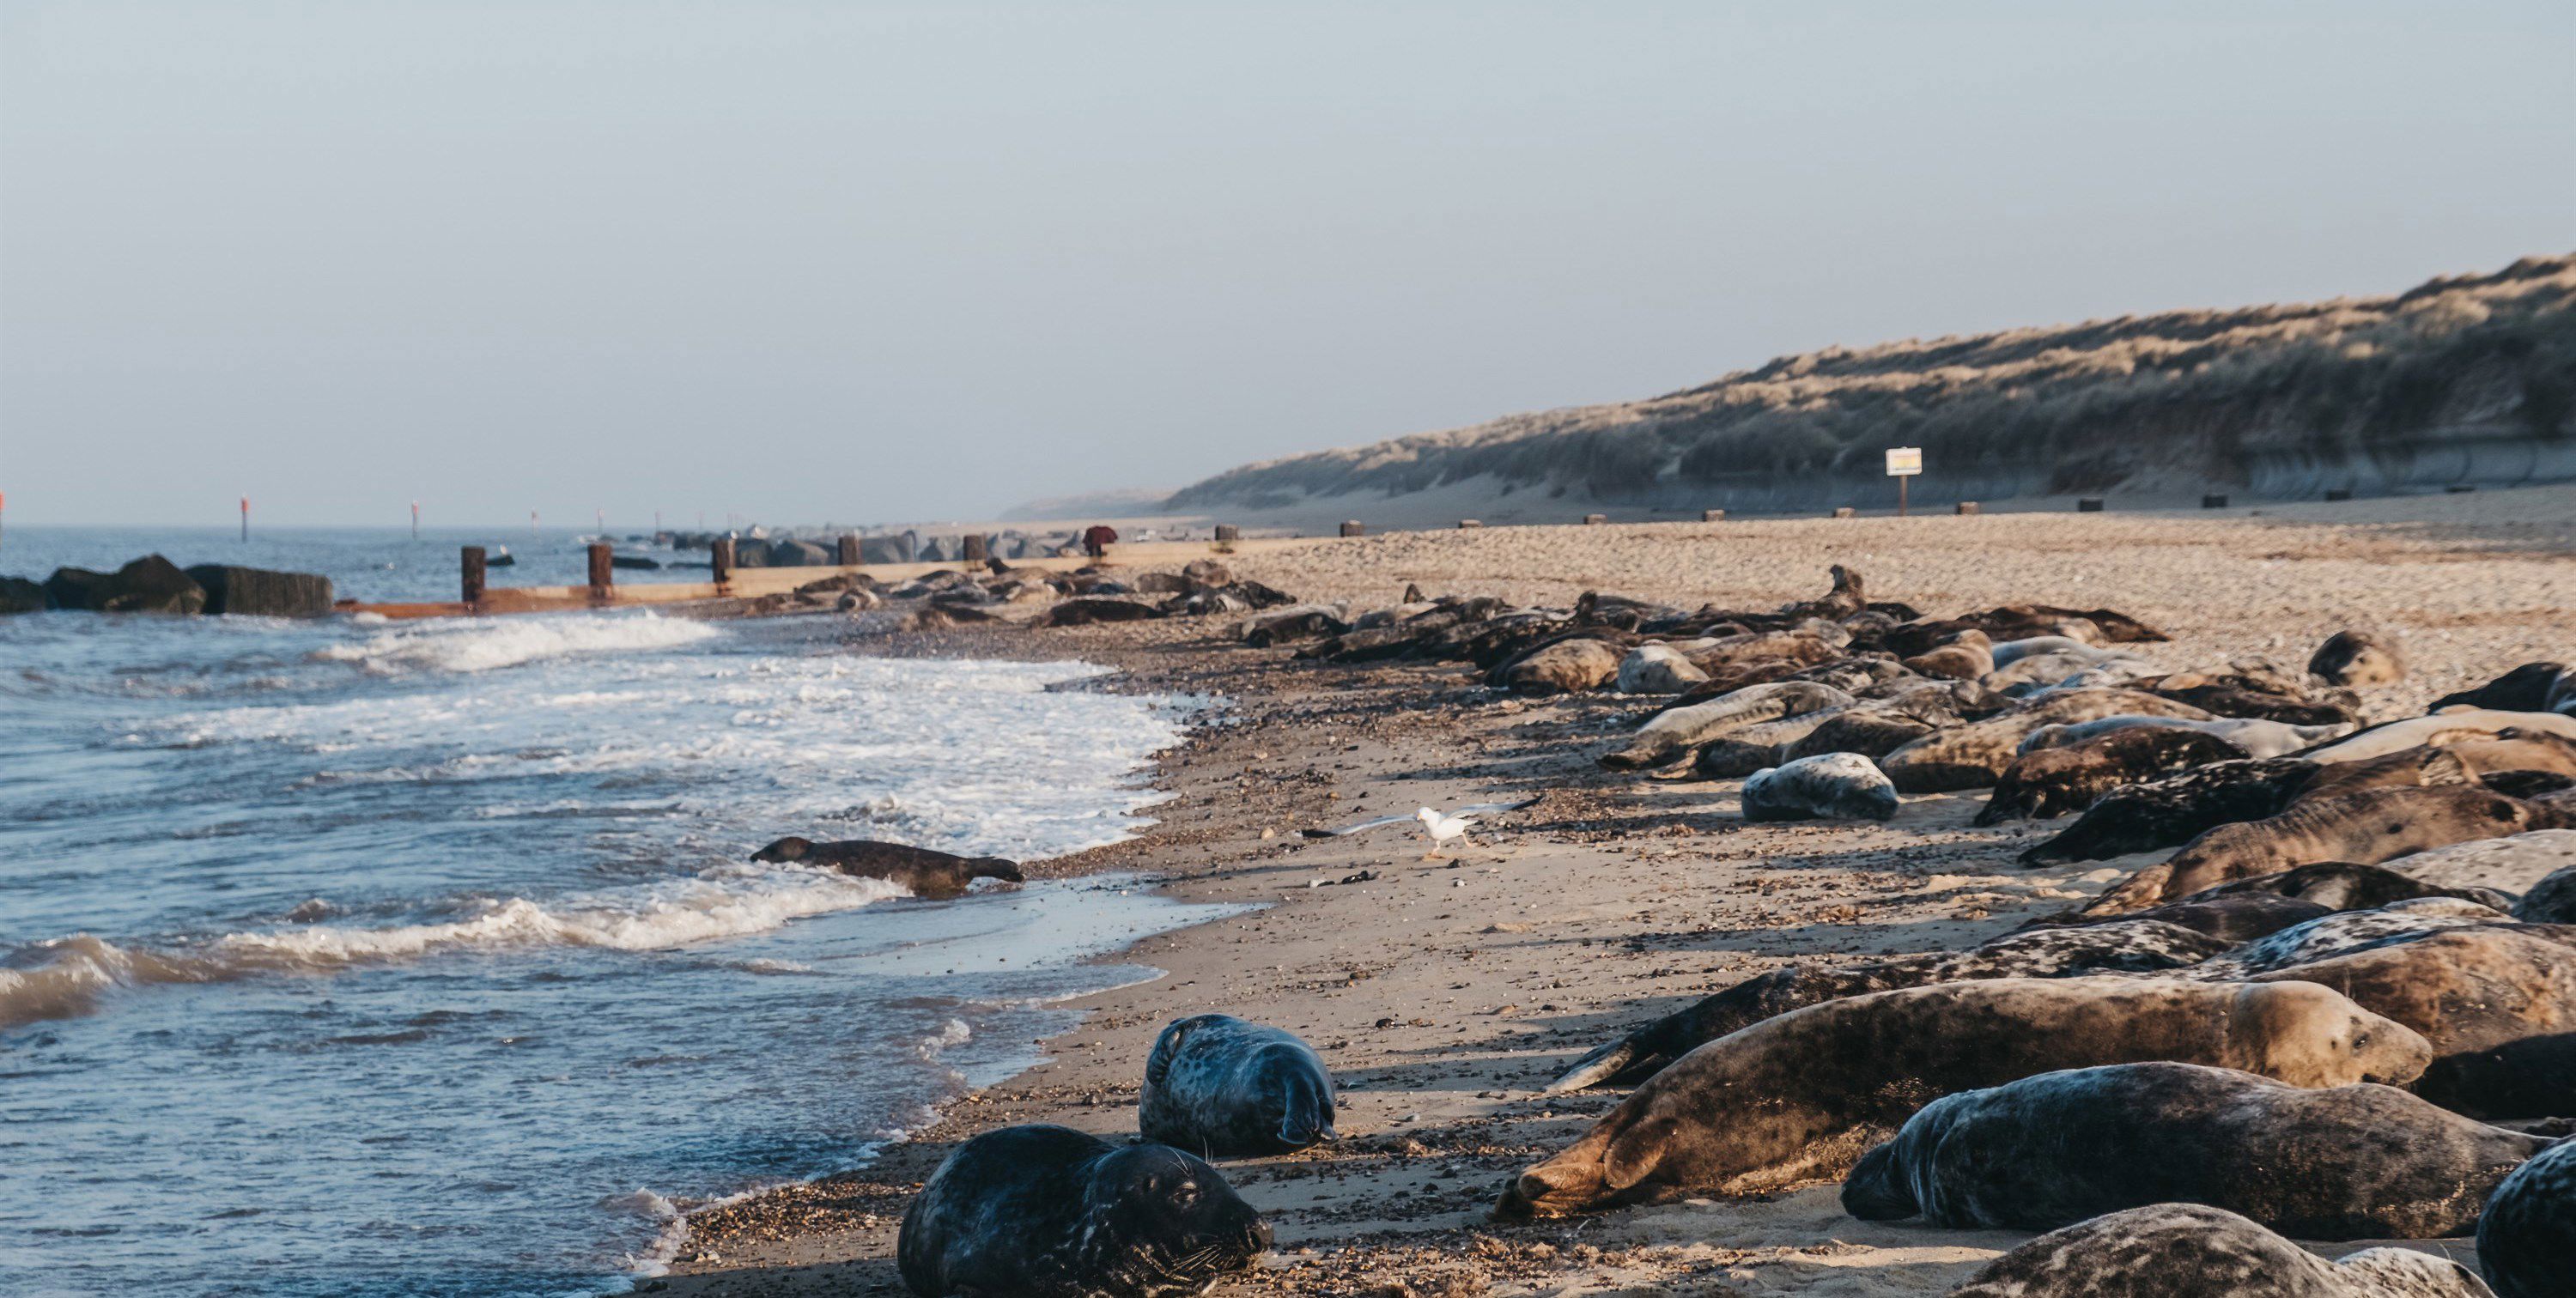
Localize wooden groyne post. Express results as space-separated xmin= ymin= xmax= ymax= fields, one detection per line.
xmin=711 ymin=537 xmax=735 ymax=592
xmin=838 ymin=534 xmax=860 ymax=566
xmin=962 ymin=533 xmax=988 ymax=566
xmin=460 ymin=546 xmax=487 ymax=608
xmin=1340 ymin=520 xmax=1365 ymax=537
xmin=587 ymin=543 xmax=613 ymax=599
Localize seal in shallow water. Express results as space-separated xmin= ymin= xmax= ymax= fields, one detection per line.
xmin=1950 ymin=1203 xmax=2496 ymax=1298
xmin=747 ymin=837 xmax=1024 ymax=899
xmin=2480 ymin=1137 xmax=2576 ymax=1298
xmin=1139 ymin=1013 xmax=1338 ymax=1157
xmin=1842 ymin=1061 xmax=2547 ymax=1239
xmin=896 ymin=1124 xmax=1270 ymax=1298
xmin=1498 ymin=977 xmax=2430 ymax=1216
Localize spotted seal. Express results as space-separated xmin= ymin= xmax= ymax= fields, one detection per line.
xmin=1138 ymin=1014 xmax=1337 ymax=1157
xmin=1844 ymin=1061 xmax=2546 ymax=1238
xmin=1741 ymin=753 xmax=1899 ymax=822
xmin=1948 ymin=1204 xmax=2495 ymax=1297
xmin=749 ymin=836 xmax=1024 ymax=899
xmin=1498 ymin=977 xmax=2429 ymax=1216
xmin=2480 ymin=1137 xmax=2576 ymax=1298
xmin=1976 ymin=726 xmax=2249 ymax=824
xmin=896 ymin=1124 xmax=1270 ymax=1297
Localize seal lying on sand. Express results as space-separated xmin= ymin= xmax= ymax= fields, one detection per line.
xmin=896 ymin=1124 xmax=1270 ymax=1298
xmin=2433 ymin=662 xmax=2569 ymax=713
xmin=2480 ymin=1137 xmax=2576 ymax=1298
xmin=2081 ymin=785 xmax=2556 ymax=914
xmin=1843 ymin=1062 xmax=2547 ymax=1238
xmin=1139 ymin=1014 xmax=1337 ymax=1156
xmin=1545 ymin=922 xmax=2238 ymax=1094
xmin=1977 ymin=727 xmax=2248 ymax=824
xmin=2517 ymin=864 xmax=2576 ymax=922
xmin=1877 ymin=689 xmax=2213 ymax=793
xmin=2309 ymin=629 xmax=2408 ymax=687
xmin=1741 ymin=753 xmax=1899 ymax=822
xmin=1949 ymin=1204 xmax=2497 ymax=1298
xmin=2186 ymin=862 xmax=2518 ymax=913
xmin=749 ymin=837 xmax=1024 ymax=899
xmin=2020 ymin=758 xmax=2323 ymax=864
xmin=1498 ymin=977 xmax=2429 ymax=1216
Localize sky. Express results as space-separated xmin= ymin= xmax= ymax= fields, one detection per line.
xmin=3 ymin=2 xmax=2570 ymax=528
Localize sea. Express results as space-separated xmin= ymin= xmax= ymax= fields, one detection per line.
xmin=0 ymin=527 xmax=1230 ymax=1298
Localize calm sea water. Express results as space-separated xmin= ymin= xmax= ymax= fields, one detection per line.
xmin=0 ymin=529 xmax=1225 ymax=1297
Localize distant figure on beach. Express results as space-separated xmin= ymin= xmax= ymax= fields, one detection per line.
xmin=1081 ymin=524 xmax=1118 ymax=560
xmin=749 ymin=837 xmax=1025 ymax=899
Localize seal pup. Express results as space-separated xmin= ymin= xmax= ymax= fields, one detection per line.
xmin=2185 ymin=862 xmax=2519 ymax=913
xmin=2310 ymin=629 xmax=2408 ymax=687
xmin=1498 ymin=977 xmax=2429 ymax=1216
xmin=1139 ymin=1014 xmax=1338 ymax=1157
xmin=1543 ymin=921 xmax=2239 ymax=1094
xmin=896 ymin=1124 xmax=1269 ymax=1298
xmin=1842 ymin=1062 xmax=2548 ymax=1238
xmin=748 ymin=837 xmax=1024 ymax=899
xmin=2081 ymin=785 xmax=2556 ymax=914
xmin=2480 ymin=1137 xmax=2576 ymax=1298
xmin=1741 ymin=753 xmax=1899 ymax=822
xmin=1976 ymin=727 xmax=2249 ymax=824
xmin=1948 ymin=1204 xmax=2497 ymax=1298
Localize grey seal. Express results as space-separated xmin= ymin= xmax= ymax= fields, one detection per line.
xmin=1844 ymin=1061 xmax=2546 ymax=1238
xmin=749 ymin=836 xmax=1024 ymax=899
xmin=1138 ymin=1013 xmax=1337 ymax=1157
xmin=896 ymin=1124 xmax=1269 ymax=1297
xmin=1948 ymin=1203 xmax=2495 ymax=1297
xmin=1741 ymin=753 xmax=1899 ymax=821
xmin=2479 ymin=1137 xmax=2576 ymax=1298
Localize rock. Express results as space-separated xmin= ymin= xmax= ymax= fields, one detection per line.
xmin=185 ymin=565 xmax=334 ymax=617
xmin=1503 ymin=638 xmax=1624 ymax=695
xmin=730 ymin=541 xmax=769 ymax=568
xmin=767 ymin=539 xmax=833 ymax=567
xmin=859 ymin=536 xmax=910 ymax=564
xmin=46 ymin=555 xmax=206 ymax=614
xmin=0 ymin=576 xmax=46 ymax=614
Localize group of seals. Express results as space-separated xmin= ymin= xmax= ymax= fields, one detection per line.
xmin=900 ymin=1013 xmax=1328 ymax=1295
xmin=1499 ymin=977 xmax=2427 ymax=1216
xmin=749 ymin=836 xmax=1025 ymax=899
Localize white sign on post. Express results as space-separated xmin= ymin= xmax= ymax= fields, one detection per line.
xmin=1885 ymin=447 xmax=1923 ymax=476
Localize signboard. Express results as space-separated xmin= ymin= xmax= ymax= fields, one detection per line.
xmin=1885 ymin=447 xmax=1923 ymax=477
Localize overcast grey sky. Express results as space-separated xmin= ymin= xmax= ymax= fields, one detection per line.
xmin=4 ymin=2 xmax=2569 ymax=527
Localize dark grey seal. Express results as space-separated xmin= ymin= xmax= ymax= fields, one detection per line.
xmin=1139 ymin=1013 xmax=1337 ymax=1156
xmin=2480 ymin=1137 xmax=2576 ymax=1298
xmin=2184 ymin=861 xmax=2518 ymax=914
xmin=1949 ymin=1203 xmax=2496 ymax=1297
xmin=896 ymin=1123 xmax=1269 ymax=1298
xmin=2514 ymin=864 xmax=2576 ymax=922
xmin=748 ymin=836 xmax=1024 ymax=899
xmin=1844 ymin=1062 xmax=2547 ymax=1239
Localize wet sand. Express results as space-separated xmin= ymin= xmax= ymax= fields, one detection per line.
xmin=649 ymin=487 xmax=2568 ymax=1296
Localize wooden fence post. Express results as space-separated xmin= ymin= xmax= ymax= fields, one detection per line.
xmin=1339 ymin=520 xmax=1364 ymax=537
xmin=587 ymin=543 xmax=614 ymax=597
xmin=461 ymin=546 xmax=487 ymax=608
xmin=838 ymin=534 xmax=860 ymax=566
xmin=711 ymin=537 xmax=735 ymax=591
xmin=962 ymin=533 xmax=988 ymax=565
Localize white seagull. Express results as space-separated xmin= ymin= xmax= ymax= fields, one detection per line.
xmin=1302 ymin=797 xmax=1541 ymax=858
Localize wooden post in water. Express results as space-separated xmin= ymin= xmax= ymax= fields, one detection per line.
xmin=461 ymin=546 xmax=488 ymax=608
xmin=711 ymin=537 xmax=735 ymax=591
xmin=587 ymin=543 xmax=614 ymax=598
xmin=837 ymin=534 xmax=860 ymax=567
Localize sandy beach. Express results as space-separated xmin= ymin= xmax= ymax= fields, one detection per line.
xmin=652 ymin=487 xmax=2572 ymax=1296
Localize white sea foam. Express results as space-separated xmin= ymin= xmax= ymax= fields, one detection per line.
xmin=314 ymin=611 xmax=721 ymax=675
xmin=0 ymin=865 xmax=906 ymax=1028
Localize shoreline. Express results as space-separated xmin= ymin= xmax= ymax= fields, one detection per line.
xmin=648 ymin=490 xmax=2573 ymax=1296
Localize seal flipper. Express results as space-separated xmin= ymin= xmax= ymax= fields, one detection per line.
xmin=1276 ymin=1071 xmax=1338 ymax=1149
xmin=1546 ymin=1037 xmax=1643 ymax=1095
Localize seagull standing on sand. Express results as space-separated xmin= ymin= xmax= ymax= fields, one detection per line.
xmin=1302 ymin=797 xmax=1541 ymax=858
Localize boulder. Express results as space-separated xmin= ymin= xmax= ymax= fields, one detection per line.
xmin=860 ymin=536 xmax=911 ymax=564
xmin=767 ymin=539 xmax=833 ymax=567
xmin=0 ymin=576 xmax=46 ymax=614
xmin=46 ymin=555 xmax=206 ymax=614
xmin=185 ymin=565 xmax=334 ymax=617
